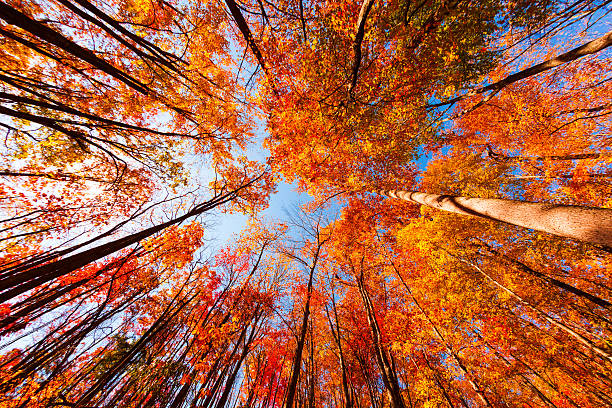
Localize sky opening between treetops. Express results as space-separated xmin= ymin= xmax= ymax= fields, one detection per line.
xmin=0 ymin=0 xmax=611 ymax=407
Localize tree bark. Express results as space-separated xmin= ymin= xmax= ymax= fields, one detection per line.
xmin=224 ymin=0 xmax=277 ymax=94
xmin=377 ymin=190 xmax=612 ymax=247
xmin=284 ymin=242 xmax=323 ymax=408
xmin=430 ymin=30 xmax=612 ymax=109
xmin=348 ymin=0 xmax=376 ymax=94
xmin=0 ymin=1 xmax=149 ymax=94
xmin=391 ymin=263 xmax=492 ymax=407
xmin=457 ymin=256 xmax=612 ymax=363
xmin=326 ymin=289 xmax=354 ymax=408
xmin=0 ymin=180 xmax=257 ymax=303
xmin=485 ymin=145 xmax=607 ymax=163
xmin=478 ymin=244 xmax=611 ymax=308
xmin=355 ymin=272 xmax=406 ymax=408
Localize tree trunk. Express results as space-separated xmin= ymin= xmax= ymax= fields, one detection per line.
xmin=0 ymin=181 xmax=255 ymax=303
xmin=478 ymin=244 xmax=611 ymax=308
xmin=457 ymin=256 xmax=612 ymax=363
xmin=430 ymin=30 xmax=612 ymax=108
xmin=377 ymin=190 xmax=612 ymax=247
xmin=475 ymin=332 xmax=561 ymax=408
xmin=284 ymin=246 xmax=321 ymax=408
xmin=348 ymin=0 xmax=376 ymax=94
xmin=356 ymin=274 xmax=406 ymax=408
xmin=224 ymin=0 xmax=276 ymax=93
xmin=326 ymin=299 xmax=354 ymax=408
xmin=485 ymin=145 xmax=607 ymax=163
xmin=214 ymin=314 xmax=261 ymax=408
xmin=0 ymin=2 xmax=149 ymax=94
xmin=391 ymin=263 xmax=492 ymax=407
xmin=421 ymin=352 xmax=460 ymax=408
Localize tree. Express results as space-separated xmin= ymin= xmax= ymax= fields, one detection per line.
xmin=376 ymin=189 xmax=612 ymax=247
xmin=2 ymin=0 xmax=611 ymax=407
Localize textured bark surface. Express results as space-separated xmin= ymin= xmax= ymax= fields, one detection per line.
xmin=378 ymin=190 xmax=612 ymax=247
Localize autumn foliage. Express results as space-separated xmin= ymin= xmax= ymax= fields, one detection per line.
xmin=0 ymin=0 xmax=611 ymax=407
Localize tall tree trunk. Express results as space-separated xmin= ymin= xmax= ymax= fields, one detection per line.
xmin=215 ymin=314 xmax=262 ymax=408
xmin=485 ymin=145 xmax=607 ymax=163
xmin=284 ymin=246 xmax=321 ymax=408
xmin=348 ymin=0 xmax=376 ymax=94
xmin=456 ymin=256 xmax=612 ymax=362
xmin=325 ymin=296 xmax=354 ymax=408
xmin=474 ymin=332 xmax=561 ymax=408
xmin=224 ymin=0 xmax=276 ymax=93
xmin=390 ymin=263 xmax=492 ymax=407
xmin=74 ymin=290 xmax=197 ymax=407
xmin=430 ymin=30 xmax=612 ymax=109
xmin=476 ymin=243 xmax=611 ymax=308
xmin=377 ymin=190 xmax=612 ymax=247
xmin=355 ymin=273 xmax=406 ymax=408
xmin=0 ymin=2 xmax=149 ymax=94
xmin=0 ymin=180 xmax=256 ymax=303
xmin=421 ymin=352 xmax=460 ymax=408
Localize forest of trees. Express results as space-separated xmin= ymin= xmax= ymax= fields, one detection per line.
xmin=0 ymin=0 xmax=611 ymax=406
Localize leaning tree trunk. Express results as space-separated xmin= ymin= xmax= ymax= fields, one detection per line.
xmin=0 ymin=180 xmax=257 ymax=303
xmin=377 ymin=190 xmax=612 ymax=247
xmin=456 ymin=256 xmax=612 ymax=363
xmin=391 ymin=263 xmax=492 ymax=407
xmin=429 ymin=30 xmax=612 ymax=109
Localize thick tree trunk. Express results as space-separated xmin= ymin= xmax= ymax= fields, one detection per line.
xmin=377 ymin=190 xmax=612 ymax=247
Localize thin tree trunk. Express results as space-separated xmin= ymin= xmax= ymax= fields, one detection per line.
xmin=325 ymin=296 xmax=353 ymax=408
xmin=475 ymin=332 xmax=560 ymax=408
xmin=477 ymin=243 xmax=611 ymax=308
xmin=430 ymin=30 xmax=612 ymax=109
xmin=0 ymin=180 xmax=256 ymax=303
xmin=355 ymin=272 xmax=406 ymax=408
xmin=0 ymin=2 xmax=149 ymax=94
xmin=390 ymin=263 xmax=492 ymax=407
xmin=224 ymin=0 xmax=276 ymax=94
xmin=421 ymin=352 xmax=458 ymax=408
xmin=456 ymin=256 xmax=612 ymax=363
xmin=284 ymin=246 xmax=321 ymax=408
xmin=485 ymin=145 xmax=607 ymax=163
xmin=377 ymin=189 xmax=612 ymax=247
xmin=215 ymin=315 xmax=261 ymax=408
xmin=0 ymin=91 xmax=184 ymax=137
xmin=74 ymin=291 xmax=198 ymax=406
xmin=55 ymin=0 xmax=183 ymax=71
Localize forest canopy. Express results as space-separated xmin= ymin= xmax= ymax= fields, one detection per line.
xmin=0 ymin=0 xmax=611 ymax=407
